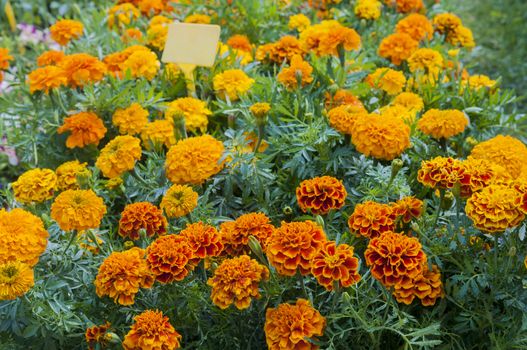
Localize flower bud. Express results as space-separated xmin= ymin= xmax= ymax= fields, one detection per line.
xmin=441 ymin=191 xmax=455 ymax=210
xmin=390 ymin=159 xmax=404 ymax=179
xmin=282 ymin=206 xmax=293 ymax=215
xmin=123 ymin=241 xmax=135 ymax=250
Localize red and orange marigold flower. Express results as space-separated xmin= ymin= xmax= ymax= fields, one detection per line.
xmin=180 ymin=222 xmax=223 ymax=261
xmin=146 ymin=235 xmax=195 ymax=283
xmin=85 ymin=322 xmax=112 ymax=350
xmin=417 ymin=157 xmax=470 ymax=190
xmin=123 ymin=310 xmax=182 ymax=350
xmin=119 ymin=202 xmax=167 ymax=240
xmin=220 ymin=212 xmax=275 ymax=255
xmin=348 ymin=201 xmax=396 ymax=239
xmin=392 ymin=196 xmax=424 ymax=224
xmin=393 ymin=264 xmax=444 ymax=306
xmin=296 ymin=176 xmax=347 ymax=215
xmin=311 ymin=241 xmax=361 ymax=290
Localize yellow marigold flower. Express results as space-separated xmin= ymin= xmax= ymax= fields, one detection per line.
xmin=108 ymin=3 xmax=140 ymax=28
xmin=463 ymin=74 xmax=497 ymax=91
xmin=351 ymin=113 xmax=411 ymax=161
xmin=220 ymin=212 xmax=275 ymax=256
xmin=277 ymin=55 xmax=314 ymax=90
xmin=296 ymin=176 xmax=347 ymax=215
xmin=207 ymin=255 xmax=269 ymax=309
xmin=141 ymin=119 xmax=176 ymax=149
xmin=0 ymin=208 xmax=49 ymax=266
xmin=0 ymin=261 xmax=34 ymax=300
xmin=300 ymin=20 xmax=361 ymax=56
xmin=366 ymin=67 xmax=406 ymax=95
xmin=354 ymin=0 xmax=382 ymax=20
xmin=0 ymin=48 xmax=13 ymax=70
xmin=96 ymin=135 xmax=142 ymax=178
xmin=12 ymin=168 xmax=57 ymax=204
xmin=466 ymin=184 xmax=524 ymax=233
xmin=27 ymin=65 xmax=67 ymax=94
xmin=448 ymin=26 xmax=475 ymax=48
xmin=417 ymin=156 xmax=469 ymax=189
xmin=267 ymin=221 xmax=327 ymax=276
xmin=123 ymin=310 xmax=182 ymax=350
xmin=51 ymin=189 xmax=107 ymax=231
xmin=378 ymin=32 xmax=418 ymax=65
xmin=147 ymin=23 xmax=168 ymax=50
xmin=327 ymin=104 xmax=368 ymax=135
xmin=311 ymin=241 xmax=361 ymax=290
xmin=165 ymin=97 xmax=212 ymax=133
xmin=119 ymin=202 xmax=167 ymax=240
xmin=180 ymin=222 xmax=223 ymax=260
xmin=365 ymin=231 xmax=426 ymax=287
xmin=433 ymin=13 xmax=462 ymax=34
xmin=379 ymin=105 xmax=416 ymax=124
xmin=85 ymin=322 xmax=112 ymax=350
xmin=146 ymin=234 xmax=195 ymax=283
xmin=56 ymin=160 xmax=91 ymax=191
xmin=227 ymin=34 xmax=253 ymax=52
xmin=391 ymin=196 xmax=424 ymax=223
xmin=165 ymin=135 xmax=224 ymax=184
xmin=36 ymin=50 xmax=65 ymax=66
xmin=185 ymin=13 xmax=211 ymax=24
xmin=396 ymin=13 xmax=433 ymax=41
xmin=348 ymin=200 xmax=396 ymax=239
xmin=218 ymin=42 xmax=254 ymax=66
xmin=95 ymin=247 xmax=154 ymax=306
xmin=288 ymin=14 xmax=311 ymax=31
xmin=160 ymin=184 xmax=198 ymax=218
xmin=49 ymin=19 xmax=84 ymax=46
xmin=250 ymin=102 xmax=271 ymax=119
xmin=470 ymin=135 xmax=527 ymax=179
xmin=58 ymin=53 xmax=107 ymax=88
xmin=407 ymin=48 xmax=443 ymax=75
xmin=264 ymin=299 xmax=325 ymax=350
xmin=417 ymin=109 xmax=468 ymax=139
xmin=393 ymin=264 xmax=444 ymax=306
xmin=392 ymin=92 xmax=424 ymax=114
xmin=213 ymin=69 xmax=254 ymax=101
xmin=255 ymin=36 xmax=305 ymax=64
xmin=112 ymin=103 xmax=149 ymax=135
xmin=122 ymin=49 xmax=160 ymax=80
xmin=105 ymin=177 xmax=123 ymax=190
xmin=58 ymin=111 xmax=107 ymax=149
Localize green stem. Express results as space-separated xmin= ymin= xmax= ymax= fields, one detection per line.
xmin=253 ymin=124 xmax=265 ymax=154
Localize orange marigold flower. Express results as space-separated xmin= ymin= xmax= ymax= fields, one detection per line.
xmin=460 ymin=157 xmax=510 ymax=197
xmin=27 ymin=66 xmax=67 ymax=94
xmin=49 ymin=19 xmax=84 ymax=46
xmin=165 ymin=97 xmax=212 ymax=133
xmin=469 ymin=135 xmax=527 ymax=179
xmin=112 ymin=103 xmax=149 ymax=135
xmin=56 ymin=160 xmax=91 ymax=191
xmin=392 ymin=196 xmax=423 ymax=223
xmin=250 ymin=102 xmax=271 ymax=119
xmin=147 ymin=23 xmax=168 ymax=50
xmin=351 ymin=113 xmax=411 ymax=161
xmin=417 ymin=156 xmax=470 ymax=190
xmin=12 ymin=168 xmax=57 ymax=204
xmin=36 ymin=50 xmax=65 ymax=66
xmin=379 ymin=104 xmax=416 ymax=124
xmin=108 ymin=3 xmax=140 ymax=28
xmin=122 ymin=49 xmax=160 ymax=80
xmin=0 ymin=48 xmax=13 ymax=70
xmin=348 ymin=201 xmax=396 ymax=239
xmin=465 ymin=184 xmax=525 ymax=233
xmin=255 ymin=36 xmax=305 ymax=64
xmin=96 ymin=135 xmax=142 ymax=178
xmin=0 ymin=261 xmax=34 ymax=301
xmin=207 ymin=255 xmax=269 ymax=309
xmin=396 ymin=13 xmax=433 ymax=41
xmin=324 ymin=89 xmax=363 ymax=109
xmin=433 ymin=13 xmax=462 ymax=34
xmin=160 ymin=184 xmax=199 ymax=218
xmin=181 ymin=222 xmax=223 ymax=261
xmin=185 ymin=14 xmax=211 ymax=24
xmin=296 ymin=176 xmax=347 ymax=215
xmin=300 ymin=20 xmax=361 ymax=56
xmin=227 ymin=34 xmax=253 ymax=52
xmin=267 ymin=221 xmax=327 ymax=276
xmin=0 ymin=208 xmax=48 ymax=266
xmin=311 ymin=241 xmax=361 ymax=290
xmin=327 ymin=104 xmax=367 ymax=135
xmin=366 ymin=67 xmax=406 ymax=95
xmin=146 ymin=234 xmax=195 ymax=283
xmin=392 ymin=92 xmax=424 ymax=114
xmin=59 ymin=53 xmax=107 ymax=88
xmin=288 ymin=14 xmax=311 ymax=31
xmin=119 ymin=202 xmax=167 ymax=240
xmin=51 ymin=189 xmax=107 ymax=231
xmin=123 ymin=310 xmax=182 ymax=350
xmin=85 ymin=322 xmax=112 ymax=350
xmin=365 ymin=231 xmax=427 ymax=287
xmin=123 ymin=28 xmax=143 ymax=43
xmin=277 ymin=55 xmax=314 ymax=90
xmin=141 ymin=119 xmax=176 ymax=149
xmin=165 ymin=135 xmax=224 ymax=185
xmin=138 ymin=0 xmax=169 ymax=16
xmin=378 ymin=33 xmax=418 ymax=65
xmin=58 ymin=112 xmax=107 ymax=148
xmin=220 ymin=212 xmax=275 ymax=256
xmin=388 ymin=0 xmax=424 ymax=13
xmin=95 ymin=247 xmax=154 ymax=306
xmin=417 ymin=109 xmax=468 ymax=139
xmin=393 ymin=264 xmax=444 ymax=306
xmin=265 ymin=298 xmax=325 ymax=350
xmin=407 ymin=48 xmax=443 ymax=75
xmin=213 ymin=69 xmax=254 ymax=101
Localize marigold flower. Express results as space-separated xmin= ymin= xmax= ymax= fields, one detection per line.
xmin=463 ymin=74 xmax=497 ymax=91
xmin=27 ymin=66 xmax=67 ymax=94
xmin=465 ymin=184 xmax=524 ymax=233
xmin=355 ymin=0 xmax=382 ymax=20
xmin=311 ymin=241 xmax=361 ymax=290
xmin=138 ymin=0 xmax=168 ymax=15
xmin=85 ymin=322 xmax=112 ymax=350
xmin=325 ymin=89 xmax=363 ymax=109
xmin=433 ymin=13 xmax=462 ymax=34
xmin=95 ymin=247 xmax=154 ymax=306
xmin=460 ymin=157 xmax=509 ymax=197
xmin=388 ymin=0 xmax=424 ymax=13
xmin=417 ymin=157 xmax=470 ymax=189
xmin=12 ymin=168 xmax=57 ymax=204
xmin=327 ymin=104 xmax=368 ymax=135
xmin=123 ymin=310 xmax=182 ymax=350
xmin=396 ymin=13 xmax=433 ymax=41
xmin=392 ymin=92 xmax=424 ymax=114
xmin=0 ymin=208 xmax=48 ymax=266
xmin=392 ymin=196 xmax=423 ymax=223
xmin=218 ymin=42 xmax=254 ymax=66
xmin=180 ymin=222 xmax=223 ymax=260
xmin=207 ymin=255 xmax=269 ymax=309
xmin=51 ymin=189 xmax=107 ymax=231
xmin=366 ymin=67 xmax=406 ymax=95
xmin=141 ymin=119 xmax=176 ymax=149
xmin=122 ymin=49 xmax=160 ymax=80
xmin=56 ymin=160 xmax=91 ymax=191
xmin=220 ymin=212 xmax=275 ymax=256
xmin=267 ymin=221 xmax=327 ymax=276
xmin=58 ymin=112 xmax=107 ymax=148
xmin=407 ymin=48 xmax=443 ymax=76
xmin=77 ymin=230 xmax=104 ymax=255
xmin=59 ymin=53 xmax=107 ymax=88
xmin=147 ymin=23 xmax=168 ymax=50
xmin=185 ymin=13 xmax=211 ymax=24
xmin=351 ymin=113 xmax=411 ymax=161
xmin=122 ymin=28 xmax=143 ymax=43
xmin=348 ymin=201 xmax=395 ymax=239
xmin=49 ymin=19 xmax=84 ymax=46
xmin=250 ymin=102 xmax=271 ymax=119
xmin=0 ymin=261 xmax=34 ymax=300
xmin=226 ymin=34 xmax=253 ymax=52
xmin=378 ymin=105 xmax=415 ymax=124
xmin=447 ymin=25 xmax=475 ymax=48
xmin=165 ymin=97 xmax=212 ymax=133
xmin=112 ymin=103 xmax=149 ymax=135
xmin=378 ymin=33 xmax=418 ymax=65
xmin=146 ymin=234 xmax=195 ymax=283
xmin=300 ymin=20 xmax=361 ymax=57
xmin=96 ymin=135 xmax=142 ymax=178
xmin=213 ymin=69 xmax=254 ymax=101
xmin=160 ymin=184 xmax=199 ymax=218
xmin=277 ymin=55 xmax=314 ymax=90
xmin=165 ymin=135 xmax=224 ymax=185
xmin=417 ymin=109 xmax=468 ymax=139
xmin=0 ymin=48 xmax=13 ymax=70
xmin=365 ymin=231 xmax=427 ymax=287
xmin=296 ymin=176 xmax=347 ymax=215
xmin=469 ymin=135 xmax=527 ymax=179
xmin=393 ymin=264 xmax=444 ymax=306
xmin=36 ymin=50 xmax=65 ymax=66
xmin=264 ymin=299 xmax=325 ymax=350
xmin=288 ymin=14 xmax=311 ymax=31
xmin=108 ymin=3 xmax=140 ymax=28
xmin=119 ymin=202 xmax=167 ymax=240
xmin=255 ymin=36 xmax=305 ymax=64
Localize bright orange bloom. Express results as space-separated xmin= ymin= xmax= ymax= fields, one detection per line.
xmin=393 ymin=264 xmax=444 ymax=306
xmin=57 ymin=112 xmax=107 ymax=148
xmin=59 ymin=53 xmax=107 ymax=88
xmin=122 ymin=49 xmax=160 ymax=80
xmin=378 ymin=33 xmax=418 ymax=65
xmin=300 ymin=20 xmax=361 ymax=56
xmin=296 ymin=176 xmax=347 ymax=215
xmin=227 ymin=34 xmax=253 ymax=52
xmin=392 ymin=196 xmax=424 ymax=223
xmin=36 ymin=50 xmax=65 ymax=66
xmin=255 ymin=35 xmax=305 ymax=64
xmin=417 ymin=109 xmax=468 ymax=139
xmin=324 ymin=89 xmax=363 ymax=109
xmin=220 ymin=212 xmax=275 ymax=256
xmin=123 ymin=310 xmax=182 ymax=350
xmin=85 ymin=322 xmax=112 ymax=350
xmin=460 ymin=157 xmax=509 ymax=197
xmin=311 ymin=241 xmax=361 ymax=290
xmin=388 ymin=0 xmax=424 ymax=13
xmin=51 ymin=189 xmax=107 ymax=231
xmin=141 ymin=119 xmax=176 ymax=149
xmin=366 ymin=67 xmax=407 ymax=95
xmin=0 ymin=48 xmax=13 ymax=70
xmin=112 ymin=103 xmax=149 ymax=135
xmin=49 ymin=19 xmax=84 ymax=46
xmin=327 ymin=104 xmax=368 ymax=135
xmin=277 ymin=55 xmax=314 ymax=90
xmin=27 ymin=66 xmax=67 ymax=94
xmin=348 ymin=201 xmax=396 ymax=239
xmin=119 ymin=202 xmax=167 ymax=240
xmin=213 ymin=69 xmax=254 ymax=101
xmin=417 ymin=157 xmax=470 ymax=190
xmin=55 ymin=160 xmax=91 ymax=191
xmin=146 ymin=235 xmax=195 ymax=283
xmin=396 ymin=13 xmax=433 ymax=41
xmin=180 ymin=222 xmax=223 ymax=261
xmin=469 ymin=135 xmax=527 ymax=179
xmin=95 ymin=135 xmax=142 ymax=178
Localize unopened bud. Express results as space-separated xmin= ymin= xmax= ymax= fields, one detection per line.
xmin=441 ymin=191 xmax=455 ymax=210
xmin=283 ymin=206 xmax=293 ymax=215
xmin=465 ymin=136 xmax=478 ymax=147
xmin=123 ymin=241 xmax=135 ymax=250
xmin=391 ymin=159 xmax=404 ymax=179
xmin=508 ymin=246 xmax=517 ymax=257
